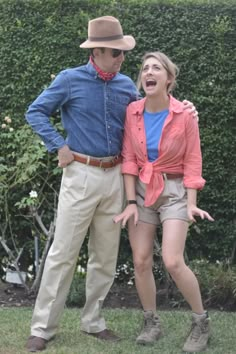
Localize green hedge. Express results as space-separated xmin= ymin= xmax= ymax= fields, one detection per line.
xmin=0 ymin=0 xmax=235 ymax=274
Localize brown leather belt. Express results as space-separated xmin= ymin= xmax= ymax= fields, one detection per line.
xmin=73 ymin=154 xmax=122 ymax=168
xmin=163 ymin=173 xmax=183 ymax=179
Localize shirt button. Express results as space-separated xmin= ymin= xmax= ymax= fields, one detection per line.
xmin=108 ymin=125 xmax=110 ymax=128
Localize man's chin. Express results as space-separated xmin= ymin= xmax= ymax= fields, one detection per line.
xmin=114 ymin=65 xmax=122 ymax=72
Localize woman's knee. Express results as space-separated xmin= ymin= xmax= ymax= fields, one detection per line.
xmin=133 ymin=255 xmax=152 ymax=275
xmin=163 ymin=256 xmax=184 ymax=276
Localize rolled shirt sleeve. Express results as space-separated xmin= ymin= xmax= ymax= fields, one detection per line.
xmin=121 ymin=106 xmax=139 ymax=176
xmin=25 ymin=72 xmax=70 ymax=152
xmin=183 ymin=113 xmax=206 ymax=190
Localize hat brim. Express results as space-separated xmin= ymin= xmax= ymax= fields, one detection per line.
xmin=80 ymin=35 xmax=136 ymax=51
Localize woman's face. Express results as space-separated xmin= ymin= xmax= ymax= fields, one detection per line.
xmin=141 ymin=57 xmax=170 ymax=97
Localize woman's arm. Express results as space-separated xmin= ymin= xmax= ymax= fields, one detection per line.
xmin=113 ymin=174 xmax=139 ymax=227
xmin=187 ymin=188 xmax=214 ymax=222
xmin=121 ymin=106 xmax=139 ymax=176
xmin=183 ymin=112 xmax=205 ymax=190
xmin=124 ymin=174 xmax=137 ymax=200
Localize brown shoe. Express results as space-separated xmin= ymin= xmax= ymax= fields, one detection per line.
xmin=82 ymin=329 xmax=121 ymax=342
xmin=26 ymin=336 xmax=47 ymax=352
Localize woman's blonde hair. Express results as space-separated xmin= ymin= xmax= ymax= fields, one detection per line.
xmin=137 ymin=51 xmax=179 ymax=93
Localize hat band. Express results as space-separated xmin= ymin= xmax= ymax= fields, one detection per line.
xmin=88 ymin=34 xmax=124 ymax=42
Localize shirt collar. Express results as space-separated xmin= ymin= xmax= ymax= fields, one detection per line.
xmin=131 ymin=95 xmax=184 ymax=115
xmin=86 ymin=60 xmax=117 ymax=81
xmin=86 ymin=61 xmax=98 ymax=78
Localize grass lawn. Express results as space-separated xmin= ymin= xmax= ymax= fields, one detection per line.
xmin=0 ymin=307 xmax=235 ymax=353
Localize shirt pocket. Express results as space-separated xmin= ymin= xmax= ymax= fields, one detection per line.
xmin=109 ymin=94 xmax=130 ymax=107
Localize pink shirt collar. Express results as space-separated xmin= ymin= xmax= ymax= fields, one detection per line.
xmin=130 ymin=95 xmax=185 ymax=116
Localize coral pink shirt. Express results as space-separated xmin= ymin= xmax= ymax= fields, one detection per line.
xmin=121 ymin=95 xmax=206 ymax=207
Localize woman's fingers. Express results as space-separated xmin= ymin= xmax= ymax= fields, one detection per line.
xmin=113 ymin=206 xmax=139 ymax=227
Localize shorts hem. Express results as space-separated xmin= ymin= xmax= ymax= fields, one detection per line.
xmin=160 ymin=216 xmax=189 ymax=224
xmin=138 ymin=218 xmax=159 ymax=226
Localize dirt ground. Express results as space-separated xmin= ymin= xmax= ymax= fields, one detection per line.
xmin=0 ymin=280 xmax=34 ymax=307
xmin=0 ymin=280 xmax=169 ymax=309
xmin=1 ymin=280 xmax=234 ymax=311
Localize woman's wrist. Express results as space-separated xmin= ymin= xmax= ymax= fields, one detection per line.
xmin=127 ymin=200 xmax=137 ymax=205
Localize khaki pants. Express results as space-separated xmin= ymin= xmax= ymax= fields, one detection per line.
xmin=31 ymin=160 xmax=124 ymax=339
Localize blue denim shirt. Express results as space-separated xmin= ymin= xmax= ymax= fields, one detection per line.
xmin=26 ymin=62 xmax=139 ymax=157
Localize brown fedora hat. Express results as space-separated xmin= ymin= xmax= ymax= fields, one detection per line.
xmin=80 ymin=16 xmax=136 ymax=50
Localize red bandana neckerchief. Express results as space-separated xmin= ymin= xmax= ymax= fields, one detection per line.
xmin=89 ymin=56 xmax=117 ymax=81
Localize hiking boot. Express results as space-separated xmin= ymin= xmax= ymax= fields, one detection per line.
xmin=136 ymin=310 xmax=162 ymax=345
xmin=26 ymin=336 xmax=47 ymax=352
xmin=183 ymin=312 xmax=210 ymax=352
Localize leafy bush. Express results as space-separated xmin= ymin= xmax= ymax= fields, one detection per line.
xmin=66 ymin=270 xmax=86 ymax=307
xmin=190 ymin=259 xmax=236 ymax=310
xmin=0 ymin=0 xmax=235 ymax=280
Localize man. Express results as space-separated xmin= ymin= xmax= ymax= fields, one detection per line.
xmin=25 ymin=16 xmax=197 ymax=352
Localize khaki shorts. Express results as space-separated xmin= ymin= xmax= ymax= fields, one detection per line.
xmin=136 ymin=176 xmax=189 ymax=225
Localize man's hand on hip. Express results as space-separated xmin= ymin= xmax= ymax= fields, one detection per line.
xmin=58 ymin=145 xmax=74 ymax=168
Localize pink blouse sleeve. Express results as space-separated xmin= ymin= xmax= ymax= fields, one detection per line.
xmin=183 ymin=113 xmax=206 ymax=190
xmin=121 ymin=106 xmax=139 ymax=176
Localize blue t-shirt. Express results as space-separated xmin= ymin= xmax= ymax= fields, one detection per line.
xmin=144 ymin=109 xmax=169 ymax=161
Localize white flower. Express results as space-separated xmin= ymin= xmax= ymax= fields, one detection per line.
xmin=1 ymin=123 xmax=7 ymax=129
xmin=50 ymin=74 xmax=56 ymax=80
xmin=4 ymin=116 xmax=12 ymax=123
xmin=40 ymin=141 xmax=45 ymax=145
xmin=77 ymin=265 xmax=85 ymax=274
xmin=29 ymin=190 xmax=38 ymax=198
xmin=9 ymin=127 xmax=14 ymax=132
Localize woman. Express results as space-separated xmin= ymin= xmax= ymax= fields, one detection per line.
xmin=114 ymin=52 xmax=214 ymax=353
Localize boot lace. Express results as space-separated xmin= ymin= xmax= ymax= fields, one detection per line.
xmin=142 ymin=316 xmax=160 ymax=333
xmin=142 ymin=318 xmax=153 ymax=333
xmin=189 ymin=319 xmax=208 ymax=341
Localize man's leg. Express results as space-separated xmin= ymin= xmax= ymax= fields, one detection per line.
xmin=29 ymin=162 xmax=97 ymax=341
xmin=81 ymin=165 xmax=124 ymax=334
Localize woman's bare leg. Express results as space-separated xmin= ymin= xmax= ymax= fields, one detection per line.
xmin=128 ymin=220 xmax=157 ymax=311
xmin=162 ymin=219 xmax=204 ymax=314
